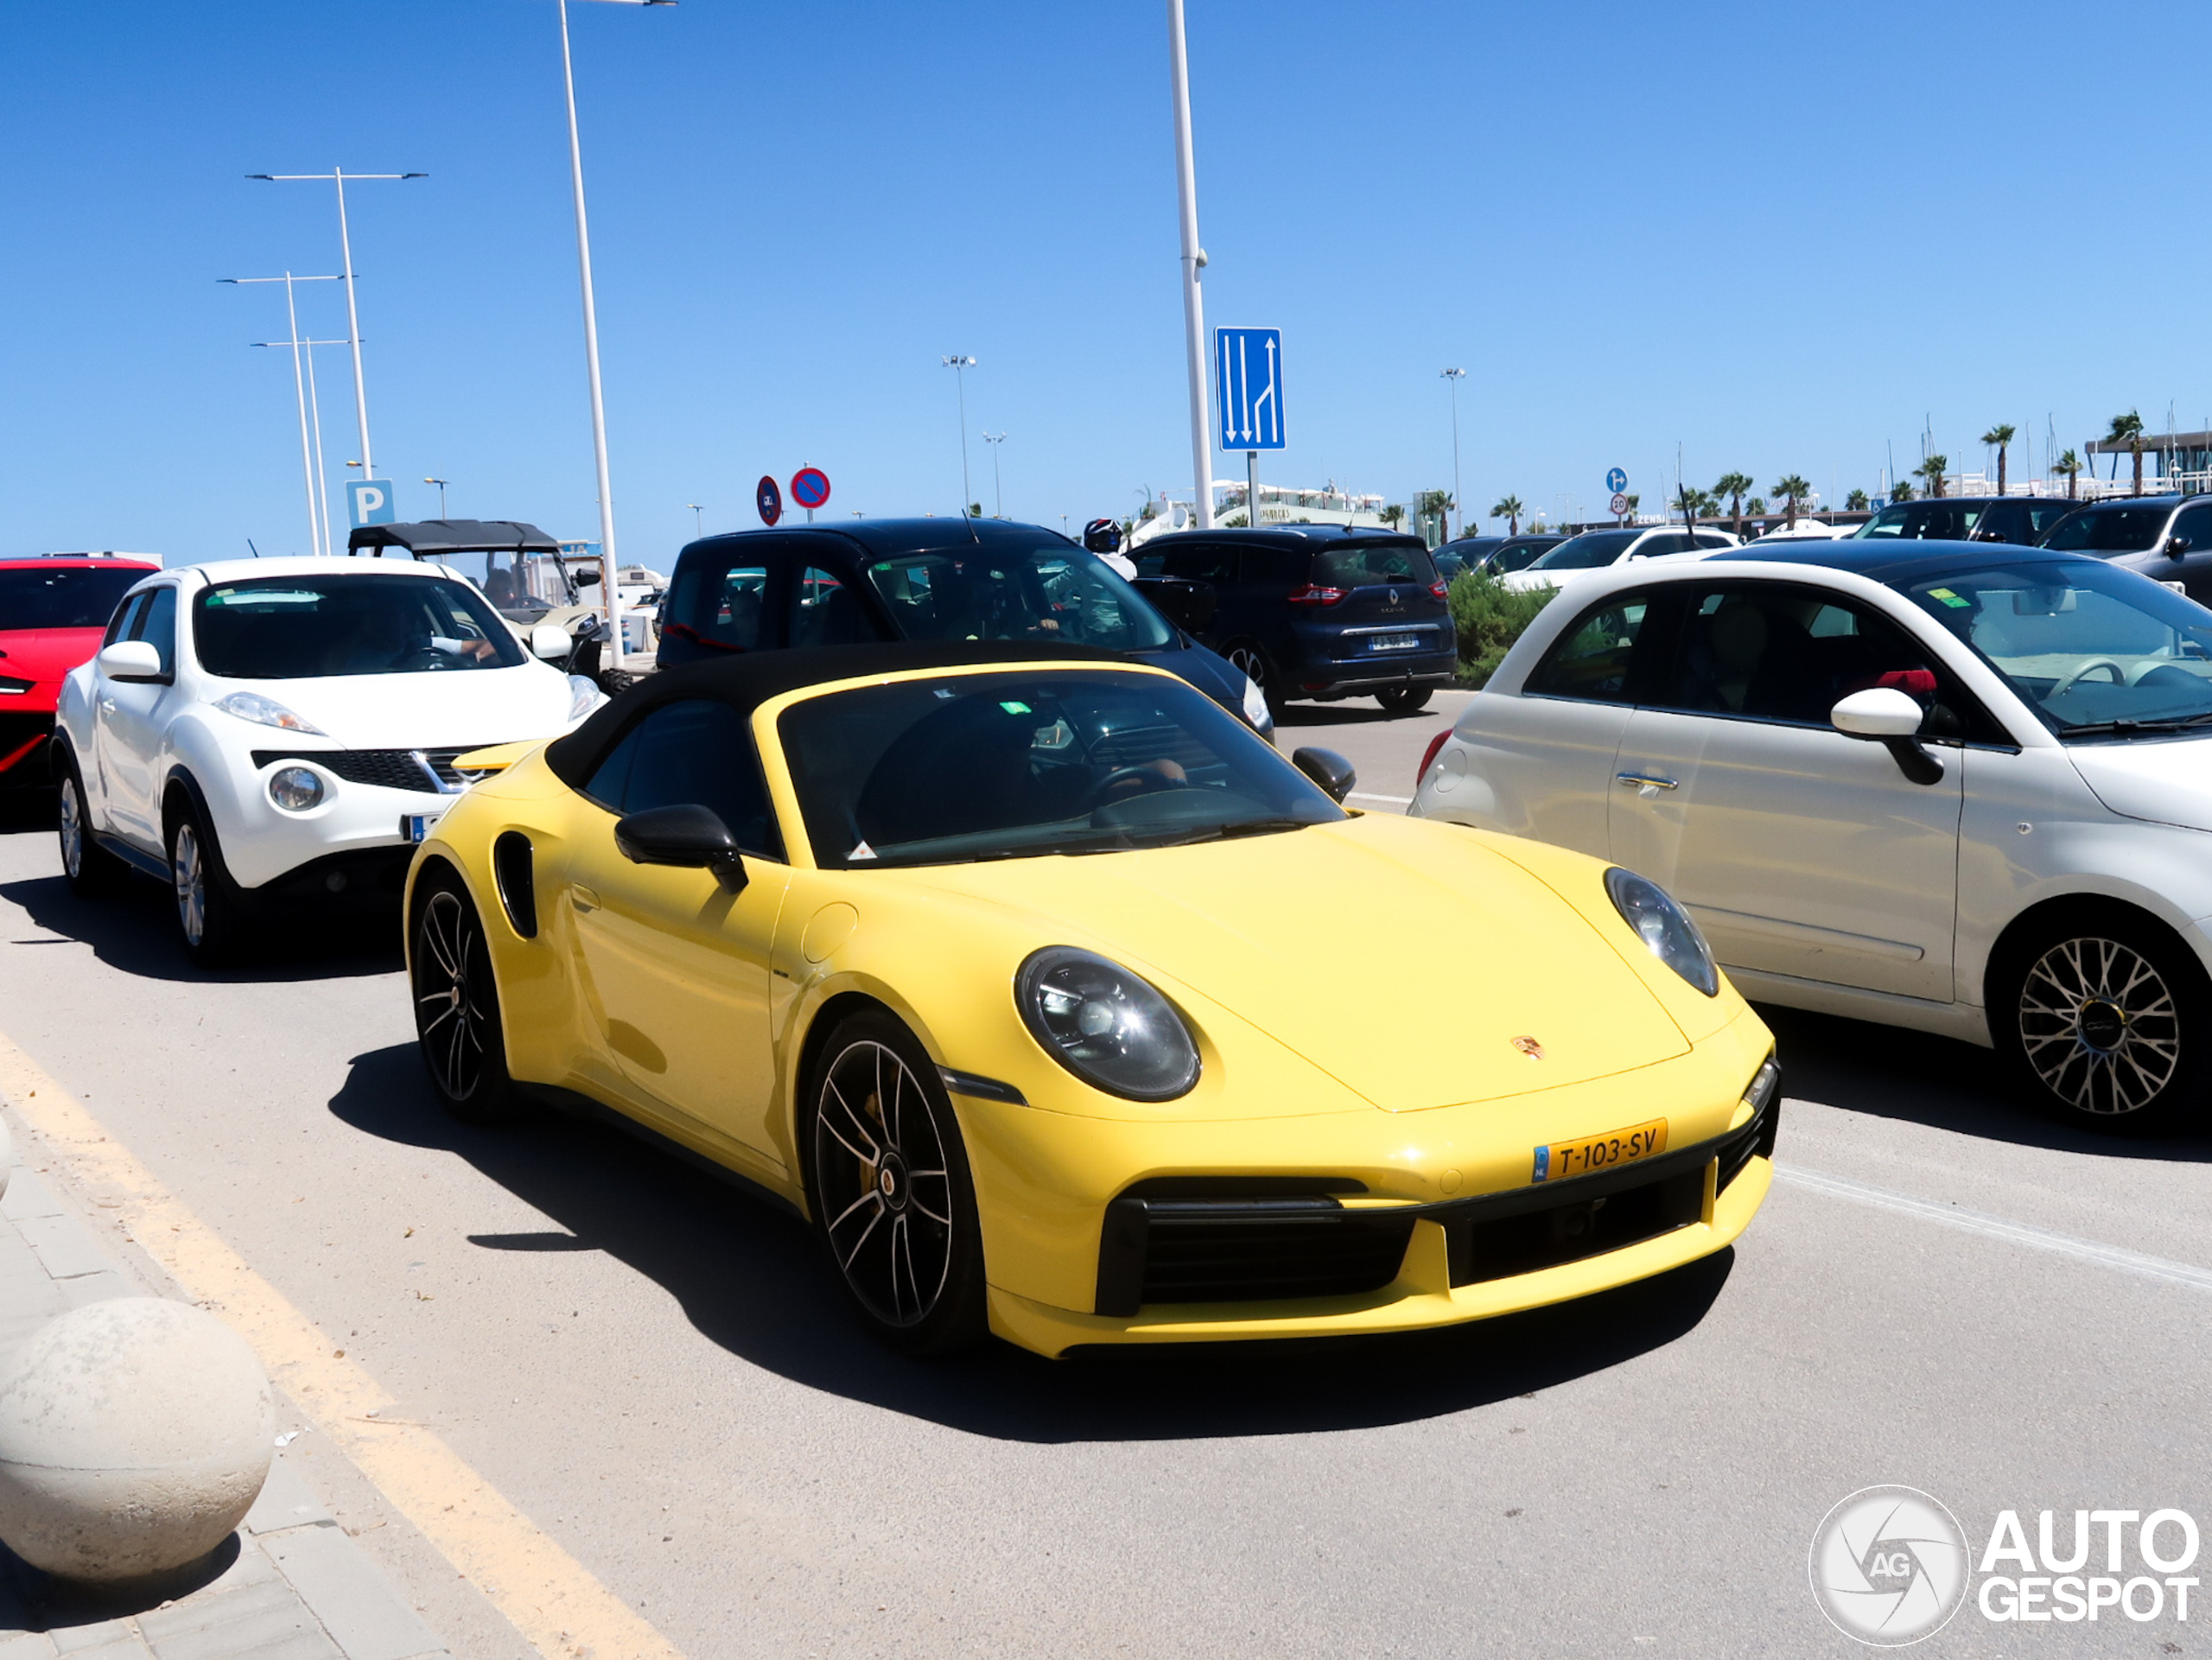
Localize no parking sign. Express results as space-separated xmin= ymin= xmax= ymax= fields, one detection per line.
xmin=756 ymin=475 xmax=782 ymax=526
xmin=790 ymin=467 xmax=831 ymax=511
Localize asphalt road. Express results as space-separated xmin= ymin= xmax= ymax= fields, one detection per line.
xmin=1 ymin=699 xmax=2208 ymax=1659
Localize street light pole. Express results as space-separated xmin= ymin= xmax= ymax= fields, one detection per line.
xmin=941 ymin=356 xmax=976 ymax=515
xmin=248 ymin=170 xmax=425 ymax=485
xmin=983 ymin=432 xmax=1007 ymax=518
xmin=424 ymin=477 xmax=449 ymax=518
xmin=1166 ymin=0 xmax=1215 ymax=531
xmin=224 ymin=272 xmax=344 ymax=557
xmin=686 ymin=503 xmax=703 ymax=538
xmin=1440 ymin=367 xmax=1466 ymax=539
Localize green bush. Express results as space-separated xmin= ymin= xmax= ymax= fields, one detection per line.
xmin=1447 ymin=571 xmax=1556 ymax=687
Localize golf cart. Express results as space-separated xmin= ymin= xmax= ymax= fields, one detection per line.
xmin=346 ymin=520 xmax=608 ymax=679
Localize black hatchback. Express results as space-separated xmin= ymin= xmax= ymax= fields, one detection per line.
xmin=655 ymin=518 xmax=1271 ymax=735
xmin=1133 ymin=526 xmax=1455 ymax=712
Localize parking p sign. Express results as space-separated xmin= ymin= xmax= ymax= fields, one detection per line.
xmin=347 ymin=480 xmax=397 ymax=528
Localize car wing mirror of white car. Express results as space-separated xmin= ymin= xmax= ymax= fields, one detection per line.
xmin=530 ymin=623 xmax=573 ymax=660
xmin=96 ymin=640 xmax=167 ymax=684
xmin=1831 ymin=688 xmax=1943 ymax=785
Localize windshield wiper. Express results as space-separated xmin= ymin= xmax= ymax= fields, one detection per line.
xmin=1139 ymin=817 xmax=1321 ymax=849
xmin=2057 ymin=712 xmax=2212 ymax=737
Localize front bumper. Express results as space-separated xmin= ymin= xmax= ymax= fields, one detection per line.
xmin=214 ymin=750 xmax=473 ymax=892
xmin=0 ymin=709 xmax=57 ymax=785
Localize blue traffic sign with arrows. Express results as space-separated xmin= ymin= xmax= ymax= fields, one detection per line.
xmin=1215 ymin=327 xmax=1285 ymax=452
xmin=1605 ymin=467 xmax=1628 ymax=493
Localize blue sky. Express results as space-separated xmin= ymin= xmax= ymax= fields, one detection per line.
xmin=3 ymin=1 xmax=2205 ymax=564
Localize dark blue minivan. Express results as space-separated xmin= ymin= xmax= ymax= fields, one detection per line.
xmin=655 ymin=518 xmax=1273 ymax=736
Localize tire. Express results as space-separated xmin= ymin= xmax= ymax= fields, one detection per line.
xmin=1376 ymin=686 xmax=1433 ymax=715
xmin=1993 ymin=909 xmax=2209 ymax=1132
xmin=55 ymin=754 xmax=127 ymax=899
xmin=410 ymin=875 xmax=527 ymax=1125
xmin=804 ymin=1010 xmax=988 ymax=1355
xmin=165 ymin=796 xmax=248 ymax=967
xmin=1223 ymin=641 xmax=1284 ymax=716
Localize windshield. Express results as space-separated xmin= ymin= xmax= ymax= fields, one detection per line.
xmin=412 ymin=550 xmax=575 ymax=616
xmin=2041 ymin=507 xmax=2174 ymax=554
xmin=1898 ymin=560 xmax=2212 ymax=735
xmin=779 ymin=670 xmax=1342 ymax=869
xmin=0 ymin=566 xmax=146 ymax=633
xmin=194 ymin=575 xmax=525 ymax=679
xmin=1311 ymin=543 xmax=1435 ymax=586
xmin=865 ymin=547 xmax=1174 ymax=652
xmin=1529 ymin=530 xmax=1639 ymax=570
xmin=1491 ymin=539 xmax=1556 ymax=573
xmin=1859 ymin=502 xmax=1986 ymax=540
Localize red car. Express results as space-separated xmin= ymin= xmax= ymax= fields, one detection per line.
xmin=0 ymin=555 xmax=161 ymax=787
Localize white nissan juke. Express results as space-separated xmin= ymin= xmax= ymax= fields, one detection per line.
xmin=51 ymin=557 xmax=603 ymax=964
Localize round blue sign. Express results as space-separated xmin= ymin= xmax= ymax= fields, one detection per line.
xmin=1605 ymin=467 xmax=1628 ymax=493
xmin=756 ymin=474 xmax=783 ymax=526
xmin=790 ymin=467 xmax=831 ymax=510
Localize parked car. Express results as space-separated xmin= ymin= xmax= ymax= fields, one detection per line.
xmin=347 ymin=520 xmax=610 ymax=678
xmin=1133 ymin=525 xmax=1455 ymax=713
xmin=2036 ymin=494 xmax=2212 ymax=605
xmin=0 ymin=554 xmax=160 ymax=789
xmin=1413 ymin=538 xmax=2212 ymax=1129
xmin=1434 ymin=535 xmax=1566 ymax=582
xmin=407 ymin=640 xmax=1777 ymax=1355
xmin=655 ymin=518 xmax=1272 ymax=737
xmin=52 ymin=558 xmax=603 ymax=964
xmin=1855 ymin=496 xmax=2075 ymax=547
xmin=1498 ymin=525 xmax=1741 ymax=595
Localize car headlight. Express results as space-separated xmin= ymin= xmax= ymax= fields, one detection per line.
xmin=1240 ymin=672 xmax=1272 ymax=735
xmin=1603 ymin=867 xmax=1719 ymax=996
xmin=1015 ymin=946 xmax=1201 ymax=1101
xmin=215 ymin=691 xmax=326 ymax=735
xmin=566 ymin=674 xmax=605 ymax=722
xmin=267 ymin=766 xmax=325 ymax=811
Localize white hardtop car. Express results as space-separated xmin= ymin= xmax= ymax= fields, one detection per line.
xmin=52 ymin=556 xmax=603 ymax=964
xmin=1498 ymin=524 xmax=1741 ymax=595
xmin=1413 ymin=539 xmax=2212 ymax=1129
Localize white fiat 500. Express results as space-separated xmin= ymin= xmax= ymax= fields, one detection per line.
xmin=1412 ymin=541 xmax=2212 ymax=1130
xmin=51 ymin=557 xmax=602 ymax=964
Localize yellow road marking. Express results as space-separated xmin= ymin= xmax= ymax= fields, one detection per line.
xmin=0 ymin=1033 xmax=685 ymax=1660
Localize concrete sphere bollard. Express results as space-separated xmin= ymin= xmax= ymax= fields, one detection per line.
xmin=0 ymin=1299 xmax=272 ymax=1581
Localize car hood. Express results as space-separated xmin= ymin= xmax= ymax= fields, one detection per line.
xmin=0 ymin=627 xmax=105 ymax=684
xmin=907 ymin=814 xmax=1690 ymax=1111
xmin=213 ymin=665 xmax=577 ymax=749
xmin=2066 ymin=737 xmax=2212 ymax=834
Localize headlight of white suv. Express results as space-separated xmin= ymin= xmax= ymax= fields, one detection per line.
xmin=1240 ymin=673 xmax=1273 ymax=735
xmin=215 ymin=691 xmax=326 ymax=735
xmin=567 ymin=675 xmax=605 ymax=722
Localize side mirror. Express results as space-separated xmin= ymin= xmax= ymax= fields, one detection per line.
xmin=613 ymin=804 xmax=748 ymax=893
xmin=96 ymin=640 xmax=165 ymax=683
xmin=530 ymin=623 xmax=572 ymax=660
xmin=574 ymin=569 xmax=601 ymax=587
xmin=1831 ymin=689 xmax=1944 ymax=786
xmin=1130 ymin=577 xmax=1218 ymax=633
xmin=2166 ymin=536 xmax=2193 ymax=559
xmin=1291 ymin=746 xmax=1357 ymax=803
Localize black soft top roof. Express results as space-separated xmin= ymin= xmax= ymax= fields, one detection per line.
xmin=348 ymin=519 xmax=558 ymax=556
xmin=544 ymin=640 xmax=1128 ymax=788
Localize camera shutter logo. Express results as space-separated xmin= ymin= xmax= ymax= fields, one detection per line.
xmin=1808 ymin=1486 xmax=1971 ymax=1645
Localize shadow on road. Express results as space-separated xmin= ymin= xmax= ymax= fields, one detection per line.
xmin=0 ymin=868 xmax=403 ymax=986
xmin=329 ymin=1042 xmax=1734 ymax=1443
xmin=1274 ymin=701 xmax=1433 ymax=728
xmin=1760 ymin=1003 xmax=2212 ymax=1163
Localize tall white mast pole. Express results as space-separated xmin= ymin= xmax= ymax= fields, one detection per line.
xmin=1167 ymin=0 xmax=1214 ymax=531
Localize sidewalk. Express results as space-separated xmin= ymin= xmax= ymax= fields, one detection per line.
xmin=0 ymin=1142 xmax=454 ymax=1660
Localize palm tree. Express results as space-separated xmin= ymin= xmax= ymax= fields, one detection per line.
xmin=1913 ymin=455 xmax=1948 ymax=499
xmin=1378 ymin=503 xmax=1406 ymax=529
xmin=1890 ymin=480 xmax=1915 ymax=503
xmin=1713 ymin=471 xmax=1754 ymax=537
xmin=2052 ymin=448 xmax=2083 ymax=500
xmin=1623 ymin=493 xmax=1641 ymax=521
xmin=1846 ymin=488 xmax=1869 ymax=512
xmin=1490 ymin=494 xmax=1523 ymax=535
xmin=1415 ymin=488 xmax=1455 ymax=544
xmin=1770 ymin=474 xmax=1812 ymax=528
xmin=1746 ymin=497 xmax=1767 ymax=518
xmin=2107 ymin=410 xmax=2146 ymax=495
xmin=1674 ymin=483 xmax=1704 ymax=529
xmin=1981 ymin=423 xmax=2017 ymax=495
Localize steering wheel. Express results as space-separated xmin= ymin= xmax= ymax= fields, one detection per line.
xmin=2052 ymin=658 xmax=2128 ymax=697
xmin=1088 ymin=765 xmax=1187 ymax=807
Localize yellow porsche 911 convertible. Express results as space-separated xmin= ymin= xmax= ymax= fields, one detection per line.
xmin=405 ymin=642 xmax=1777 ymax=1357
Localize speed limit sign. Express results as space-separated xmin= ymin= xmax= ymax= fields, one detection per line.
xmin=1610 ymin=492 xmax=1630 ymax=516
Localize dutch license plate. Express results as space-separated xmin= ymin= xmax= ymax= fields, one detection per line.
xmin=1369 ymin=632 xmax=1422 ymax=652
xmin=400 ymin=812 xmax=444 ymax=844
xmin=1532 ymin=1118 xmax=1669 ymax=1183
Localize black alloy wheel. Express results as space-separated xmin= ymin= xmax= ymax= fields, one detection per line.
xmin=55 ymin=754 xmax=126 ymax=899
xmin=411 ymin=877 xmax=524 ymax=1124
xmin=1376 ymin=686 xmax=1433 ymax=715
xmin=1997 ymin=912 xmax=2207 ymax=1131
xmin=165 ymin=796 xmax=245 ymax=966
xmin=806 ymin=1011 xmax=987 ymax=1354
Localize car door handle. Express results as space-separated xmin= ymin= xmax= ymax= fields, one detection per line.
xmin=99 ymin=698 xmax=116 ymax=715
xmin=1615 ymin=772 xmax=1679 ymax=791
xmin=570 ymin=885 xmax=600 ymax=913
